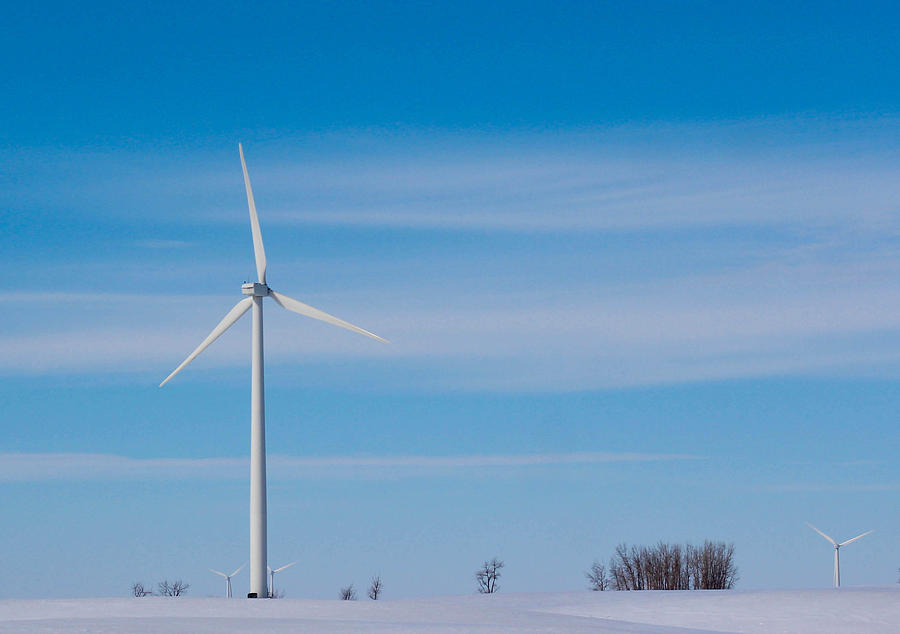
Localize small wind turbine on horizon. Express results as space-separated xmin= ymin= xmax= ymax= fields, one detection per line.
xmin=268 ymin=561 xmax=297 ymax=597
xmin=210 ymin=563 xmax=246 ymax=598
xmin=161 ymin=144 xmax=388 ymax=598
xmin=806 ymin=522 xmax=873 ymax=588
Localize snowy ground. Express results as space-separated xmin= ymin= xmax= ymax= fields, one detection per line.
xmin=0 ymin=587 xmax=897 ymax=633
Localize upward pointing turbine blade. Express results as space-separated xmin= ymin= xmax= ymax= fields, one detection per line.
xmin=160 ymin=297 xmax=254 ymax=387
xmin=269 ymin=290 xmax=389 ymax=343
xmin=806 ymin=522 xmax=837 ymax=546
xmin=210 ymin=569 xmax=228 ymax=578
xmin=230 ymin=563 xmax=247 ymax=578
xmin=239 ymin=143 xmax=267 ymax=284
xmin=839 ymin=530 xmax=874 ymax=547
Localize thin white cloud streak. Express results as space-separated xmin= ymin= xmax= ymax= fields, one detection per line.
xmin=182 ymin=120 xmax=900 ymax=233
xmin=4 ymin=263 xmax=900 ymax=389
xmin=0 ymin=451 xmax=697 ymax=482
xmin=763 ymin=483 xmax=900 ymax=492
xmin=134 ymin=239 xmax=194 ymax=249
xmin=254 ymin=159 xmax=900 ymax=233
xmin=6 ymin=120 xmax=900 ymax=235
xmin=6 ymin=252 xmax=900 ymax=363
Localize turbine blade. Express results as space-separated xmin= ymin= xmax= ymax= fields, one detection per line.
xmin=839 ymin=530 xmax=873 ymax=546
xmin=806 ymin=522 xmax=837 ymax=546
xmin=274 ymin=561 xmax=297 ymax=573
xmin=267 ymin=566 xmax=273 ymax=573
xmin=230 ymin=563 xmax=247 ymax=577
xmin=239 ymin=143 xmax=267 ymax=284
xmin=159 ymin=297 xmax=253 ymax=387
xmin=210 ymin=569 xmax=228 ymax=578
xmin=269 ymin=290 xmax=389 ymax=343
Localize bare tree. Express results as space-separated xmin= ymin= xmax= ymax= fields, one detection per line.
xmin=339 ymin=584 xmax=357 ymax=600
xmin=475 ymin=557 xmax=504 ymax=594
xmin=586 ymin=561 xmax=608 ymax=591
xmin=131 ymin=582 xmax=152 ymax=597
xmin=157 ymin=579 xmax=190 ymax=596
xmin=367 ymin=575 xmax=383 ymax=600
xmin=609 ymin=543 xmax=640 ymax=590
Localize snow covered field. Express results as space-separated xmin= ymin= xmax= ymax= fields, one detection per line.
xmin=1 ymin=587 xmax=897 ymax=633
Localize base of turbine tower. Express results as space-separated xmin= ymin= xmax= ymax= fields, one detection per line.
xmin=247 ymin=592 xmax=259 ymax=598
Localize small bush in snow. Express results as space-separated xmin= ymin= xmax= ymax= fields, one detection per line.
xmin=131 ymin=582 xmax=152 ymax=597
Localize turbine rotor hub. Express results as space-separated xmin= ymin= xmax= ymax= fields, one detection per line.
xmin=242 ymin=282 xmax=269 ymax=297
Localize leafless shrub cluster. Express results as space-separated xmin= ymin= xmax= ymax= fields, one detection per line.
xmin=603 ymin=541 xmax=737 ymax=591
xmin=157 ymin=579 xmax=191 ymax=596
xmin=475 ymin=557 xmax=504 ymax=594
xmin=131 ymin=582 xmax=152 ymax=597
xmin=132 ymin=579 xmax=190 ymax=597
xmin=337 ymin=575 xmax=383 ymax=601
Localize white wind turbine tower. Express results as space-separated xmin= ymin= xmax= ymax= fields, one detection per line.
xmin=210 ymin=563 xmax=246 ymax=598
xmin=806 ymin=522 xmax=873 ymax=588
xmin=161 ymin=144 xmax=388 ymax=598
xmin=268 ymin=561 xmax=297 ymax=597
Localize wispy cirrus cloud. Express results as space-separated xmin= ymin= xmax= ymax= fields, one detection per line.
xmin=0 ymin=451 xmax=697 ymax=482
xmin=3 ymin=260 xmax=900 ymax=390
xmin=764 ymin=482 xmax=900 ymax=493
xmin=251 ymin=154 xmax=900 ymax=234
xmin=4 ymin=119 xmax=900 ymax=390
xmin=7 ymin=118 xmax=900 ymax=235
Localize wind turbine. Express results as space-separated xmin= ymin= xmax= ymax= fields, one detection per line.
xmin=210 ymin=563 xmax=246 ymax=598
xmin=161 ymin=144 xmax=388 ymax=598
xmin=806 ymin=522 xmax=873 ymax=587
xmin=268 ymin=561 xmax=297 ymax=597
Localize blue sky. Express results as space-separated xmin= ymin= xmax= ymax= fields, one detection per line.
xmin=1 ymin=1 xmax=899 ymax=598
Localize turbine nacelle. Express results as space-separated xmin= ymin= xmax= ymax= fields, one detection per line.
xmin=242 ymin=282 xmax=269 ymax=297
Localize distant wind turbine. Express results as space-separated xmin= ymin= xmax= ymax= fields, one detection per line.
xmin=210 ymin=563 xmax=246 ymax=598
xmin=161 ymin=144 xmax=388 ymax=598
xmin=806 ymin=522 xmax=873 ymax=587
xmin=268 ymin=561 xmax=297 ymax=597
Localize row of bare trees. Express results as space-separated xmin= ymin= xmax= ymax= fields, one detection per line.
xmin=132 ymin=576 xmax=380 ymax=599
xmin=130 ymin=545 xmax=732 ymax=599
xmin=132 ymin=580 xmax=190 ymax=597
xmin=588 ymin=541 xmax=738 ymax=591
xmin=344 ymin=559 xmax=505 ymax=599
xmin=338 ymin=557 xmax=507 ymax=599
xmin=339 ymin=575 xmax=383 ymax=600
